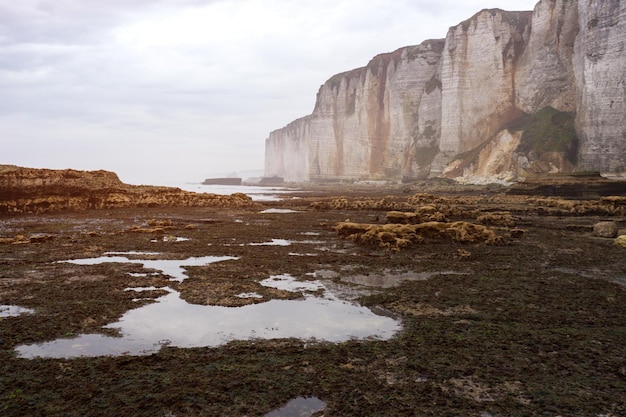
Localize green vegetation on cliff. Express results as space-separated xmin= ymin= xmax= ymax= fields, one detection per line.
xmin=513 ymin=106 xmax=578 ymax=164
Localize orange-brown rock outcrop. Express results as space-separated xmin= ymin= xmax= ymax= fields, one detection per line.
xmin=0 ymin=165 xmax=259 ymax=215
xmin=335 ymin=220 xmax=501 ymax=251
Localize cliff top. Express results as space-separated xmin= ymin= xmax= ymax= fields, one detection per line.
xmin=323 ymin=38 xmax=446 ymax=92
xmin=456 ymin=8 xmax=533 ymax=32
xmin=320 ymin=7 xmax=534 ymax=94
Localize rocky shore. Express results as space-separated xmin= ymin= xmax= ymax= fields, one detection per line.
xmin=0 ymin=167 xmax=625 ymax=416
xmin=0 ymin=165 xmax=259 ymax=215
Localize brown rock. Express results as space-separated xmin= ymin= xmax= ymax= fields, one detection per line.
xmin=593 ymin=221 xmax=618 ymax=238
xmin=0 ymin=166 xmax=261 ymax=215
xmin=386 ymin=211 xmax=420 ymax=224
xmin=335 ymin=220 xmax=500 ymax=251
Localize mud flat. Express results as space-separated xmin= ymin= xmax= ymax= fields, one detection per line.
xmin=1 ymin=180 xmax=625 ymax=416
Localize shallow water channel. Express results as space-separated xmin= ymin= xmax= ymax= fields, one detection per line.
xmin=16 ymin=252 xmax=401 ymax=358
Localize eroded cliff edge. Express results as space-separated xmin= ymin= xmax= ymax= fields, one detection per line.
xmin=265 ymin=0 xmax=625 ymax=183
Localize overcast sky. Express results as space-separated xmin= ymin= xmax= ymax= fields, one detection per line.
xmin=1 ymin=0 xmax=539 ymax=185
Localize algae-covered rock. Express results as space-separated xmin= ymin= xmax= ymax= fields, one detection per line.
xmin=335 ymin=220 xmax=500 ymax=251
xmin=614 ymin=235 xmax=626 ymax=248
xmin=386 ymin=211 xmax=421 ymax=224
xmin=477 ymin=212 xmax=517 ymax=227
xmin=593 ymin=221 xmax=618 ymax=238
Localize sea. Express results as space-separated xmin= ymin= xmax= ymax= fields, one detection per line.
xmin=165 ymin=182 xmax=300 ymax=202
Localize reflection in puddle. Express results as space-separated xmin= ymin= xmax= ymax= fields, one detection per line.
xmin=260 ymin=274 xmax=325 ymax=292
xmin=295 ymin=240 xmax=324 ymax=245
xmin=249 ymin=239 xmax=323 ymax=248
xmin=342 ymin=270 xmax=464 ymax=288
xmin=260 ymin=208 xmax=300 ymax=214
xmin=308 ymin=270 xmax=339 ymax=279
xmin=151 ymin=236 xmax=190 ymax=243
xmin=128 ymin=272 xmax=159 ymax=278
xmin=1 ymin=304 xmax=35 ymax=317
xmin=61 ymin=254 xmax=238 ymax=282
xmin=125 ymin=286 xmax=160 ymax=292
xmin=265 ymin=397 xmax=326 ymax=417
xmin=17 ymin=255 xmax=401 ymax=358
xmin=106 ymin=251 xmax=160 ymax=256
xmin=17 ymin=285 xmax=399 ymax=358
xmin=315 ymin=246 xmax=353 ymax=254
xmin=250 ymin=239 xmax=291 ymax=246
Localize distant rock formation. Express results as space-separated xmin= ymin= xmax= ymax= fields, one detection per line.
xmin=202 ymin=177 xmax=242 ymax=185
xmin=0 ymin=165 xmax=258 ymax=215
xmin=265 ymin=0 xmax=625 ymax=183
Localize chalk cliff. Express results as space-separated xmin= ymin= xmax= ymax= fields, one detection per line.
xmin=265 ymin=0 xmax=625 ymax=183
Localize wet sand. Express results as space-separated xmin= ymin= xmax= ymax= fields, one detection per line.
xmin=1 ymin=185 xmax=625 ymax=416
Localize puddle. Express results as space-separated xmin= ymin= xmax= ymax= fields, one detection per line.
xmin=152 ymin=236 xmax=190 ymax=243
xmin=260 ymin=208 xmax=300 ymax=214
xmin=106 ymin=251 xmax=160 ymax=256
xmin=250 ymin=239 xmax=323 ymax=248
xmin=260 ymin=274 xmax=325 ymax=292
xmin=125 ymin=286 xmax=161 ymax=292
xmin=315 ymin=245 xmax=354 ymax=254
xmin=61 ymin=253 xmax=238 ymax=282
xmin=16 ymin=284 xmax=400 ymax=358
xmin=264 ymin=397 xmax=326 ymax=417
xmin=342 ymin=270 xmax=464 ymax=288
xmin=308 ymin=270 xmax=339 ymax=279
xmin=16 ymin=257 xmax=400 ymax=358
xmin=250 ymin=239 xmax=291 ymax=246
xmin=0 ymin=304 xmax=35 ymax=317
xmin=127 ymin=272 xmax=160 ymax=278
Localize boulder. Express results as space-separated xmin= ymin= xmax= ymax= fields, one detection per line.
xmin=593 ymin=221 xmax=618 ymax=238
xmin=614 ymin=235 xmax=626 ymax=248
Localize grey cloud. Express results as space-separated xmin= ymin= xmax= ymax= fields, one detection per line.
xmin=0 ymin=0 xmax=224 ymax=45
xmin=0 ymin=2 xmax=116 ymax=44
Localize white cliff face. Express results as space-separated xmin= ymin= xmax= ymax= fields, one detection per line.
xmin=266 ymin=40 xmax=445 ymax=182
xmin=574 ymin=0 xmax=626 ymax=174
xmin=264 ymin=116 xmax=311 ymax=182
xmin=265 ymin=0 xmax=625 ymax=183
xmin=515 ymin=0 xmax=579 ymax=114
xmin=439 ymin=10 xmax=531 ymax=155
